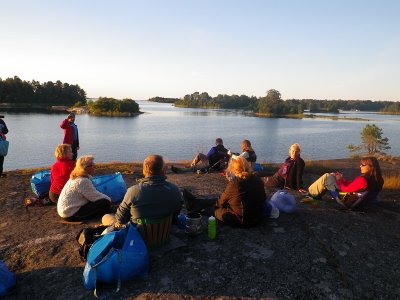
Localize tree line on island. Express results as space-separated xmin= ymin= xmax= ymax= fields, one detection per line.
xmin=0 ymin=76 xmax=140 ymax=115
xmin=150 ymin=90 xmax=400 ymax=116
xmin=1 ymin=76 xmax=399 ymax=116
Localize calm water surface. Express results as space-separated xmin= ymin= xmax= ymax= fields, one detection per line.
xmin=2 ymin=101 xmax=400 ymax=171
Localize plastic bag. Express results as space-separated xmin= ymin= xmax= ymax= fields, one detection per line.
xmin=31 ymin=170 xmax=51 ymax=197
xmin=92 ymin=173 xmax=127 ymax=203
xmin=270 ymin=190 xmax=297 ymax=214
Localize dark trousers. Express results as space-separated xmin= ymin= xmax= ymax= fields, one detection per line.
xmin=49 ymin=191 xmax=59 ymax=203
xmin=72 ymin=143 xmax=78 ymax=161
xmin=63 ymin=199 xmax=111 ymax=222
xmin=263 ymin=174 xmax=285 ymax=189
xmin=0 ymin=155 xmax=4 ymax=175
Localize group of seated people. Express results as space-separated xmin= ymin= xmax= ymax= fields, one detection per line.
xmin=49 ymin=138 xmax=384 ymax=229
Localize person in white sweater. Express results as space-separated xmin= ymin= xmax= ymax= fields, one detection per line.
xmin=57 ymin=155 xmax=111 ymax=221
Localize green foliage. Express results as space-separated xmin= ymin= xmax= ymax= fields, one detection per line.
xmin=148 ymin=97 xmax=179 ymax=103
xmin=0 ymin=76 xmax=86 ymax=106
xmin=73 ymin=101 xmax=83 ymax=108
xmin=348 ymin=124 xmax=391 ymax=156
xmin=87 ymin=97 xmax=139 ymax=116
xmin=174 ymin=91 xmax=258 ymax=109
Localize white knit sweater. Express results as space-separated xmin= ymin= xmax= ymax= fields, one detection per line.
xmin=57 ymin=176 xmax=111 ymax=218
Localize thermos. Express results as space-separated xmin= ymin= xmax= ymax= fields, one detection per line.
xmin=208 ymin=216 xmax=216 ymax=239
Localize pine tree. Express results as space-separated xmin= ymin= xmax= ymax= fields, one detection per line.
xmin=348 ymin=124 xmax=391 ymax=155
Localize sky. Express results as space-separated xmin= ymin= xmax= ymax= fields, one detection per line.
xmin=1 ymin=0 xmax=399 ymax=101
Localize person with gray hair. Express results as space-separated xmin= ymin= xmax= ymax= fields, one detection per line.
xmin=102 ymin=155 xmax=182 ymax=227
xmin=255 ymin=143 xmax=307 ymax=193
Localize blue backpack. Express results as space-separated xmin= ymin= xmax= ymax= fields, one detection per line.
xmin=83 ymin=224 xmax=149 ymax=294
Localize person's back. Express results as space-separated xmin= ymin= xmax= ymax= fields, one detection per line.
xmin=107 ymin=155 xmax=182 ymax=227
xmin=207 ymin=143 xmax=228 ymax=168
xmin=116 ymin=175 xmax=182 ymax=223
xmin=224 ymin=175 xmax=265 ymax=226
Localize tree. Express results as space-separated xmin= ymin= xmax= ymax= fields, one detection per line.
xmin=348 ymin=124 xmax=391 ymax=156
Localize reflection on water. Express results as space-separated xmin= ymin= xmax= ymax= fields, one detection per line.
xmin=2 ymin=100 xmax=400 ymax=171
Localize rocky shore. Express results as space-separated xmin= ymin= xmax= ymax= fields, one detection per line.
xmin=0 ymin=159 xmax=399 ymax=299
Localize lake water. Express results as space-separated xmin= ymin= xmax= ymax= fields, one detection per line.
xmin=2 ymin=101 xmax=400 ymax=171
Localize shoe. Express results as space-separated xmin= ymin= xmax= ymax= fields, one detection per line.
xmin=171 ymin=165 xmax=179 ymax=174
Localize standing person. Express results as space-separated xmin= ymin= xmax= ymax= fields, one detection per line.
xmin=256 ymin=143 xmax=307 ymax=193
xmin=49 ymin=144 xmax=76 ymax=203
xmin=102 ymin=155 xmax=182 ymax=227
xmin=60 ymin=113 xmax=79 ymax=160
xmin=0 ymin=116 xmax=9 ymax=177
xmin=57 ymin=155 xmax=111 ymax=222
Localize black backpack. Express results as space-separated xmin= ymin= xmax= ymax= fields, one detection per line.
xmin=76 ymin=225 xmax=108 ymax=261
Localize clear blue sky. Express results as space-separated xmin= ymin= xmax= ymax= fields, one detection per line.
xmin=1 ymin=0 xmax=399 ymax=101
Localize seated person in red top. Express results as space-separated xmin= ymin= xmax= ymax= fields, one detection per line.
xmin=49 ymin=144 xmax=76 ymax=203
xmin=308 ymin=156 xmax=384 ymax=207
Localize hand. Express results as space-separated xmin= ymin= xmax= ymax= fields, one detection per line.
xmin=298 ymin=188 xmax=308 ymax=194
xmin=77 ymin=146 xmax=80 ymax=151
xmin=227 ymin=150 xmax=232 ymax=156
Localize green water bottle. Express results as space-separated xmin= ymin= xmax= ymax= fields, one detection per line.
xmin=208 ymin=216 xmax=216 ymax=239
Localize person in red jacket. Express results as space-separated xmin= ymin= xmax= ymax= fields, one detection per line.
xmin=60 ymin=113 xmax=79 ymax=160
xmin=308 ymin=156 xmax=384 ymax=207
xmin=49 ymin=144 xmax=76 ymax=203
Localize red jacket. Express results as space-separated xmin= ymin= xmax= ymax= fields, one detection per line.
xmin=50 ymin=159 xmax=76 ymax=194
xmin=60 ymin=119 xmax=79 ymax=146
xmin=336 ymin=176 xmax=368 ymax=193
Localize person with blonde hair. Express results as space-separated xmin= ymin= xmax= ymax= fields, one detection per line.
xmin=57 ymin=155 xmax=111 ymax=221
xmin=102 ymin=155 xmax=182 ymax=227
xmin=49 ymin=144 xmax=76 ymax=203
xmin=256 ymin=143 xmax=306 ymax=193
xmin=183 ymin=156 xmax=266 ymax=228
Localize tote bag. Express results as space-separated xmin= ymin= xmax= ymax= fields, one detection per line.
xmin=83 ymin=224 xmax=149 ymax=292
xmin=0 ymin=136 xmax=9 ymax=157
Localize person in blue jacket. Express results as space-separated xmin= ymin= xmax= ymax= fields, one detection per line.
xmin=0 ymin=116 xmax=9 ymax=177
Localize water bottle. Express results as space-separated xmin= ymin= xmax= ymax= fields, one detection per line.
xmin=208 ymin=216 xmax=216 ymax=239
xmin=177 ymin=212 xmax=186 ymax=230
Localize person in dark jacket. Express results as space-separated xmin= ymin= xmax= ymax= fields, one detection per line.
xmin=257 ymin=143 xmax=307 ymax=193
xmin=102 ymin=155 xmax=182 ymax=227
xmin=60 ymin=113 xmax=79 ymax=160
xmin=229 ymin=139 xmax=257 ymax=169
xmin=183 ymin=156 xmax=266 ymax=228
xmin=0 ymin=116 xmax=9 ymax=177
xmin=171 ymin=138 xmax=229 ymax=173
